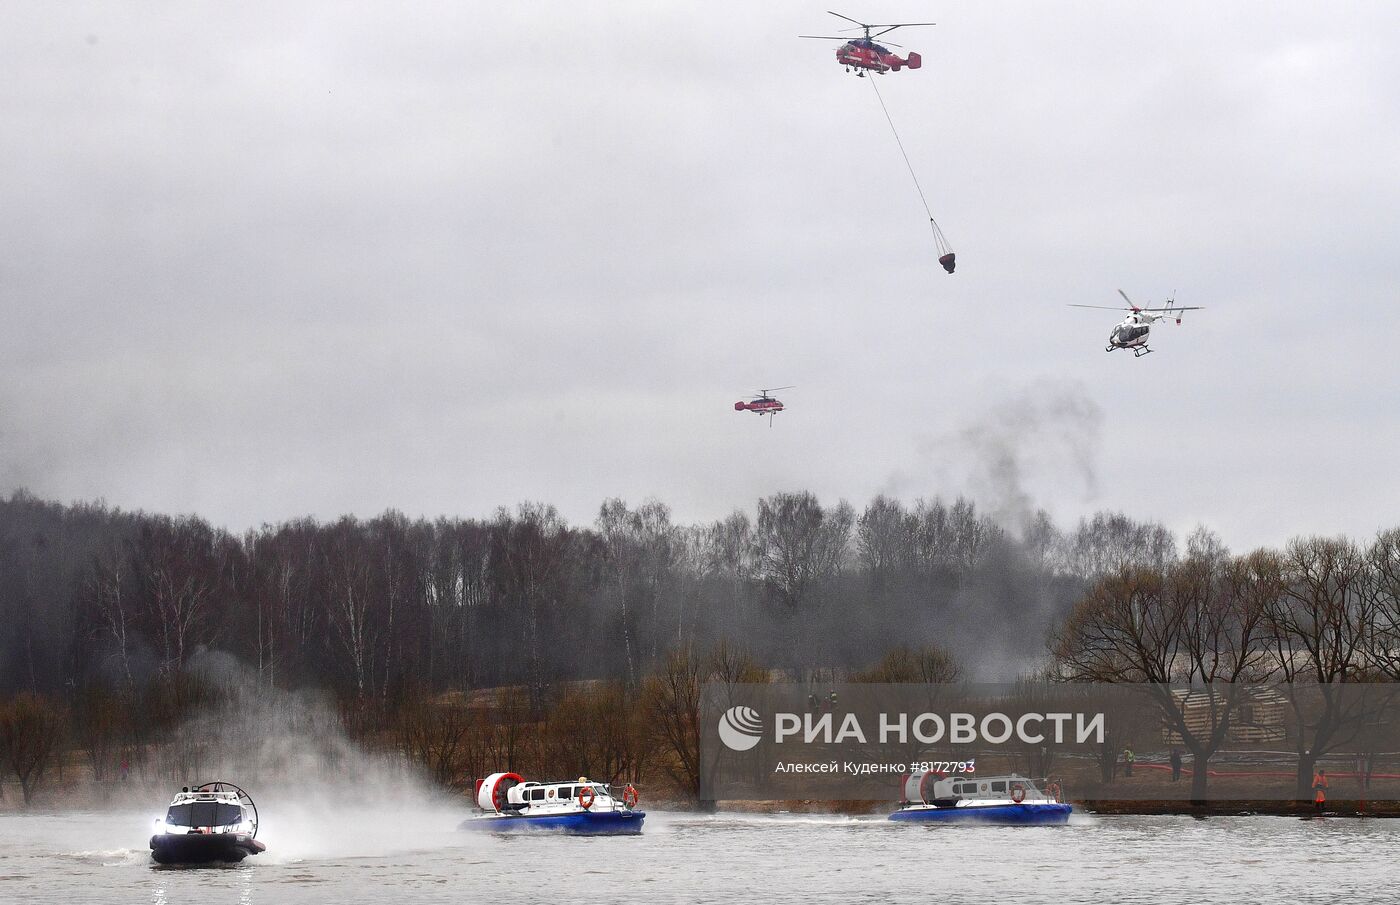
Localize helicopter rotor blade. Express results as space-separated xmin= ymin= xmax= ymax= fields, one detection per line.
xmin=872 ymin=24 xmax=935 ymax=36
xmin=827 ymin=11 xmax=869 ymax=28
xmin=1068 ymin=304 xmax=1131 ymax=311
xmin=1117 ymin=289 xmax=1138 ymax=308
xmin=827 ymin=28 xmax=904 ymax=46
xmin=799 ymin=35 xmax=850 ymax=40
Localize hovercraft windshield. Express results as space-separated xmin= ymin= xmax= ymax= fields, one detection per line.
xmin=165 ymin=801 xmax=245 ymax=830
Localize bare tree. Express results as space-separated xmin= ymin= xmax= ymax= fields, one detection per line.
xmin=1022 ymin=509 xmax=1062 ymax=572
xmin=642 ymin=647 xmax=706 ymax=806
xmin=132 ymin=517 xmax=227 ymax=677
xmin=1366 ymin=528 xmax=1400 ymax=679
xmin=852 ymin=644 xmax=962 ymax=683
xmin=754 ymin=492 xmax=853 ymax=611
xmin=423 ymin=519 xmax=491 ymax=690
xmin=1063 ymin=512 xmax=1177 ymax=579
xmin=322 ymin=517 xmax=378 ymax=700
xmin=396 ymin=692 xmax=475 ymax=789
xmin=597 ymin=498 xmax=680 ymax=683
xmin=1266 ymin=537 xmax=1375 ymax=797
xmin=947 ymin=498 xmax=1003 ymax=573
xmin=86 ymin=543 xmax=137 ymax=692
xmin=539 ymin=682 xmax=648 ymax=785
xmin=1051 ymin=554 xmax=1273 ymax=801
xmin=490 ymin=503 xmax=579 ymax=708
xmin=72 ymin=684 xmax=123 ymax=782
xmin=0 ymin=693 xmax=67 ymax=805
xmin=856 ymin=496 xmax=911 ymax=587
xmin=697 ymin=510 xmax=755 ymax=633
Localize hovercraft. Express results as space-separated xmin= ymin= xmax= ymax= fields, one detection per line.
xmin=889 ymin=772 xmax=1071 ymax=825
xmin=460 ymin=772 xmax=645 ymax=835
xmin=150 ymin=781 xmax=266 ymax=864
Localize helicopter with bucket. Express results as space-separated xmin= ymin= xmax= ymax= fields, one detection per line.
xmin=1070 ymin=290 xmax=1204 ymax=357
xmin=804 ymin=13 xmax=957 ymax=274
xmin=800 ymin=11 xmax=935 ymax=76
xmin=734 ymin=386 xmax=793 ymax=426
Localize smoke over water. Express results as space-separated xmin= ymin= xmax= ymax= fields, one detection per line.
xmin=156 ymin=651 xmax=473 ymax=862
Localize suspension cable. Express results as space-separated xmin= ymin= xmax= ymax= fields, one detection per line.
xmin=868 ymin=74 xmax=951 ymax=257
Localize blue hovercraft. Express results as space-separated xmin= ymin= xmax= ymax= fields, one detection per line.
xmin=889 ymin=772 xmax=1071 ymax=825
xmin=461 ymin=772 xmax=645 ymax=835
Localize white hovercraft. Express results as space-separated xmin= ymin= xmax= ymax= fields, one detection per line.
xmin=461 ymin=772 xmax=645 ymax=835
xmin=150 ymin=781 xmax=266 ymax=864
xmin=890 ymin=772 xmax=1071 ymax=825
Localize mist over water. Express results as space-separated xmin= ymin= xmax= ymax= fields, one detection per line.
xmin=146 ymin=651 xmax=472 ymax=862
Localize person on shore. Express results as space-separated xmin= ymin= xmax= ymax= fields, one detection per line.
xmin=1169 ymin=748 xmax=1182 ymax=782
xmin=828 ymin=689 xmax=838 ymax=712
xmin=1313 ymin=769 xmax=1328 ymax=812
xmin=808 ymin=692 xmax=819 ymax=712
xmin=1123 ymin=745 xmax=1135 ymax=777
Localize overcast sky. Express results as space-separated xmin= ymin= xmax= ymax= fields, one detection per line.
xmin=2 ymin=1 xmax=1398 ymax=551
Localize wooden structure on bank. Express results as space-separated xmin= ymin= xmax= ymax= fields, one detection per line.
xmin=1161 ymin=687 xmax=1288 ymax=746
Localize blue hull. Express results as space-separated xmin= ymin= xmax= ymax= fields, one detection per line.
xmin=889 ymin=803 xmax=1071 ymax=825
xmin=461 ymin=810 xmax=645 ymax=835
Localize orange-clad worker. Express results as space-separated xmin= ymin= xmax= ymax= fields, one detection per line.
xmin=1312 ymin=768 xmax=1328 ymax=812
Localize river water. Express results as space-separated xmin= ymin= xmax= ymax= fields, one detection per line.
xmin=2 ymin=807 xmax=1395 ymax=904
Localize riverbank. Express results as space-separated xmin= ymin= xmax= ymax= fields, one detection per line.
xmin=10 ymin=774 xmax=1400 ymax=820
xmin=1080 ymin=799 xmax=1400 ymax=817
xmin=712 ymin=798 xmax=1400 ymax=818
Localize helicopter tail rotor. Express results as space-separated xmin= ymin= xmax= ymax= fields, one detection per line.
xmin=1168 ymin=290 xmax=1183 ymax=324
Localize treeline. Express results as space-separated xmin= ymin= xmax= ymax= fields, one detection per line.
xmin=4 ymin=488 xmax=1400 ymax=807
xmin=1051 ymin=533 xmax=1400 ymax=799
xmin=0 ymin=487 xmax=1193 ymax=806
xmin=0 ymin=489 xmax=1173 ymax=701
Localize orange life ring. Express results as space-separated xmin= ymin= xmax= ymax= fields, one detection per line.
xmin=1011 ymin=783 xmax=1026 ymax=804
xmin=623 ymin=785 xmax=639 ymax=808
xmin=578 ymin=785 xmax=595 ymax=809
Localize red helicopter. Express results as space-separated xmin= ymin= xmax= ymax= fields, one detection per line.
xmin=800 ymin=11 xmax=935 ymax=76
xmin=734 ymin=387 xmax=793 ymax=426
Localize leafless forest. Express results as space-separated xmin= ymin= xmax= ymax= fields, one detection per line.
xmin=2 ymin=489 xmax=1398 ymax=806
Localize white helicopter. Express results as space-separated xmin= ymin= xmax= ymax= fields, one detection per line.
xmin=1069 ymin=290 xmax=1203 ymax=357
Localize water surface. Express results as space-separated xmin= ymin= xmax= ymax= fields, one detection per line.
xmin=2 ymin=808 xmax=1393 ymax=904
